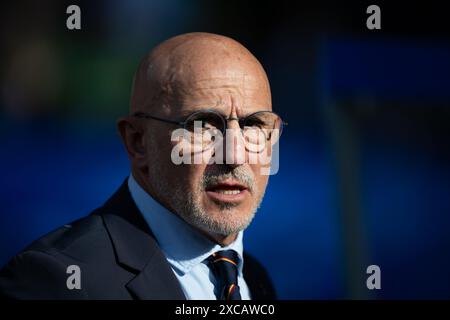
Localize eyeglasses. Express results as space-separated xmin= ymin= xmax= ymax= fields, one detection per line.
xmin=132 ymin=109 xmax=287 ymax=152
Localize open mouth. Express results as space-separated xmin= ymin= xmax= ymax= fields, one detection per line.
xmin=205 ymin=180 xmax=249 ymax=204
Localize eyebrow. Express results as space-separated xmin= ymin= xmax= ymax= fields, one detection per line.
xmin=173 ymin=108 xmax=217 ymax=120
xmin=178 ymin=107 xmax=271 ymax=119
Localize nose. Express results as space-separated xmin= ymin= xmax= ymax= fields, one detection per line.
xmin=223 ymin=119 xmax=246 ymax=167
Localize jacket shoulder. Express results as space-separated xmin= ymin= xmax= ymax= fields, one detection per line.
xmin=23 ymin=211 xmax=109 ymax=260
xmin=0 ymin=211 xmax=114 ymax=299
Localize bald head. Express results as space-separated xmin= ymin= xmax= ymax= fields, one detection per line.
xmin=130 ymin=32 xmax=271 ymax=115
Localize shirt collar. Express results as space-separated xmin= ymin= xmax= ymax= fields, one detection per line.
xmin=127 ymin=175 xmax=245 ymax=276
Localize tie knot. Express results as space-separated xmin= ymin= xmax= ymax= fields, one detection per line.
xmin=211 ymin=250 xmax=240 ymax=268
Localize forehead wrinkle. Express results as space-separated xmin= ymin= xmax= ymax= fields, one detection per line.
xmin=186 ymin=82 xmax=245 ymax=100
xmin=183 ymin=72 xmax=258 ymax=100
xmin=179 ymin=87 xmax=245 ymax=113
xmin=177 ymin=106 xmax=272 ymax=120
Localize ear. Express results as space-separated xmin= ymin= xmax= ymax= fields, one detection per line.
xmin=117 ymin=117 xmax=148 ymax=168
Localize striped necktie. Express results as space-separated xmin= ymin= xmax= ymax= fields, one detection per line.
xmin=208 ymin=250 xmax=242 ymax=300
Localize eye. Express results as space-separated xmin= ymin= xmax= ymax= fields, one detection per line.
xmin=245 ymin=118 xmax=266 ymax=128
xmin=200 ymin=115 xmax=221 ymax=128
xmin=244 ymin=114 xmax=269 ymax=130
xmin=185 ymin=111 xmax=224 ymax=132
xmin=244 ymin=112 xmax=281 ymax=131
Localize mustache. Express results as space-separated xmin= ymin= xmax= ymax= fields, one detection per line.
xmin=201 ymin=166 xmax=255 ymax=193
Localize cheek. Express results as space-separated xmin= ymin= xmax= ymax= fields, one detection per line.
xmin=250 ymin=164 xmax=269 ymax=191
xmin=185 ymin=163 xmax=208 ymax=188
xmin=256 ymin=175 xmax=269 ymax=191
xmin=168 ymin=138 xmax=210 ymax=191
xmin=169 ymin=163 xmax=208 ymax=195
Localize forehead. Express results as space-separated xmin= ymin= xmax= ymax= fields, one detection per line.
xmin=172 ymin=66 xmax=272 ymax=117
xmin=147 ymin=37 xmax=272 ymax=117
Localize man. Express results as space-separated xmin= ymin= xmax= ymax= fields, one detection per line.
xmin=0 ymin=32 xmax=284 ymax=300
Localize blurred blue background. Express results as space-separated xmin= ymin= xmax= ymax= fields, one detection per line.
xmin=1 ymin=0 xmax=450 ymax=299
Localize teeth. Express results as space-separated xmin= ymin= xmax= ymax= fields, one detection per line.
xmin=216 ymin=189 xmax=241 ymax=195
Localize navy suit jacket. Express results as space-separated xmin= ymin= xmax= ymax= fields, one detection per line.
xmin=0 ymin=181 xmax=276 ymax=300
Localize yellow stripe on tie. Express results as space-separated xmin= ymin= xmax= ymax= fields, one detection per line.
xmin=213 ymin=257 xmax=237 ymax=266
xmin=226 ymin=284 xmax=236 ymax=300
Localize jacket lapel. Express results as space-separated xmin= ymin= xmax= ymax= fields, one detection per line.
xmin=242 ymin=252 xmax=276 ymax=300
xmin=99 ymin=180 xmax=186 ymax=300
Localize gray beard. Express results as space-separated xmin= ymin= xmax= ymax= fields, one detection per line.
xmin=148 ymin=163 xmax=265 ymax=236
